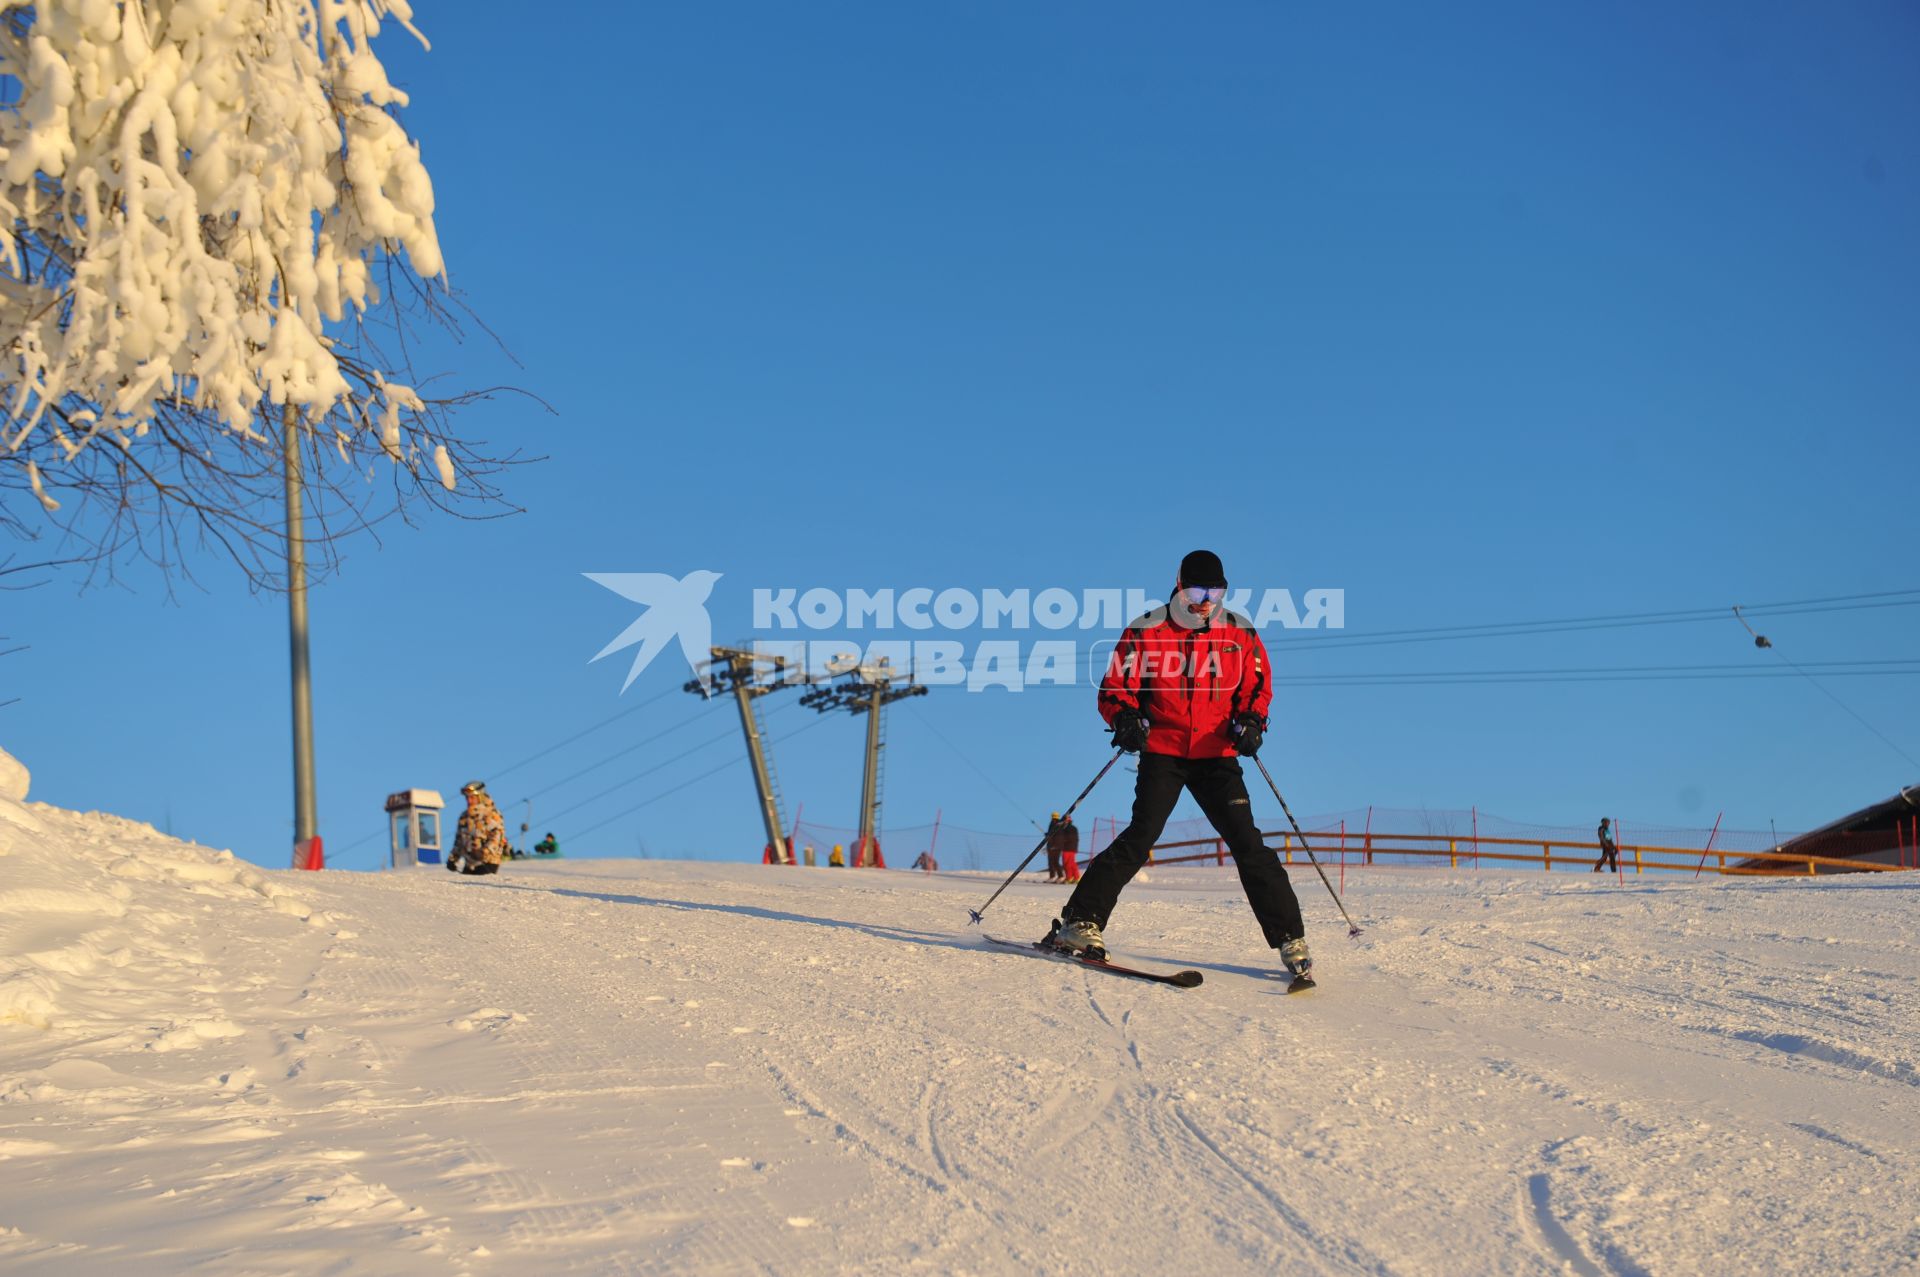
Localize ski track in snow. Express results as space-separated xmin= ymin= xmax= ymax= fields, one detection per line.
xmin=3 ymin=796 xmax=1919 ymax=1275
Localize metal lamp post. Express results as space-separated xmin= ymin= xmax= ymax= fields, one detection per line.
xmin=284 ymin=401 xmax=320 ymax=867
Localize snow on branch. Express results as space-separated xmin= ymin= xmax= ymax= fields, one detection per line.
xmin=0 ymin=2 xmax=535 ymax=587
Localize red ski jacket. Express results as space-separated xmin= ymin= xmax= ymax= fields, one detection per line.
xmin=1098 ymin=609 xmax=1272 ymax=759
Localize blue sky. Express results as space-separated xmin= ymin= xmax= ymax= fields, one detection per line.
xmin=4 ymin=1 xmax=1916 ymax=869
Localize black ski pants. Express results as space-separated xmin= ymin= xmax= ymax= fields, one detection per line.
xmin=1062 ymin=753 xmax=1305 ymax=948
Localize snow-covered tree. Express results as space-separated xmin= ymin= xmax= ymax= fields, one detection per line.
xmin=0 ymin=1 xmax=521 ymax=585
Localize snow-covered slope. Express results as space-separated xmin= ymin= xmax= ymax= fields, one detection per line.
xmin=2 ymin=786 xmax=1917 ymax=1275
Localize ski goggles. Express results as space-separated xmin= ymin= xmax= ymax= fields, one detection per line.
xmin=1177 ymin=585 xmax=1227 ymax=604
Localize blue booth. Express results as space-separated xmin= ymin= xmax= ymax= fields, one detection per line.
xmin=385 ymin=788 xmax=445 ymax=867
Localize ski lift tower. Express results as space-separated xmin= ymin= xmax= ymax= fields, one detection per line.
xmin=684 ymin=646 xmax=797 ymax=864
xmin=801 ymin=656 xmax=927 ymax=867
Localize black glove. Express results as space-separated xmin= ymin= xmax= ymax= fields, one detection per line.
xmin=1110 ymin=708 xmax=1150 ymax=753
xmin=1230 ymin=711 xmax=1265 ymax=757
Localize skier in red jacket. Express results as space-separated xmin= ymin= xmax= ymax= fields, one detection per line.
xmin=1049 ymin=550 xmax=1310 ymax=980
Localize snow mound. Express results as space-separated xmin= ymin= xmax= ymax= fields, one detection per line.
xmin=0 ymin=745 xmax=27 ymax=803
xmin=0 ymin=792 xmax=328 ymax=1038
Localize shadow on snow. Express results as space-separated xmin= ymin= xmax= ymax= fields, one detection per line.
xmin=486 ymin=880 xmax=990 ymax=955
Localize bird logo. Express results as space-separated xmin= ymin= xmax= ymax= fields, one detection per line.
xmin=585 ymin=570 xmax=723 ymax=694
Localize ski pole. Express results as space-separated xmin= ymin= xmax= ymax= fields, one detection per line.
xmin=967 ymin=749 xmax=1123 ymax=925
xmin=1252 ymin=756 xmax=1363 ymax=938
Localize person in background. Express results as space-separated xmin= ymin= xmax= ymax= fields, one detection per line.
xmin=448 ymin=780 xmax=510 ymax=875
xmin=533 ymin=831 xmax=560 ymax=856
xmin=911 ymin=849 xmax=939 ymax=872
xmin=1593 ymin=817 xmax=1619 ymax=873
xmin=1045 ymin=812 xmax=1079 ymax=883
xmin=828 ymin=844 xmax=846 ymax=868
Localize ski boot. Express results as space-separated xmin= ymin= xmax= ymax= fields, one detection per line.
xmin=1048 ymin=917 xmax=1107 ymax=961
xmin=1280 ymin=937 xmax=1315 ymax=992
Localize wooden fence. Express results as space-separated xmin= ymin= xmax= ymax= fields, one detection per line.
xmin=1140 ymin=830 xmax=1905 ymax=877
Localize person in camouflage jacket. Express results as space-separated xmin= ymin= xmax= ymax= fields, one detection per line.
xmin=448 ymin=781 xmax=510 ymax=874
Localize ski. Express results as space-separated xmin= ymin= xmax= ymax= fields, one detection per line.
xmin=983 ymin=935 xmax=1203 ymax=988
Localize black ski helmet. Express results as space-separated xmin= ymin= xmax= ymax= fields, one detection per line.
xmin=1179 ymin=549 xmax=1226 ymax=587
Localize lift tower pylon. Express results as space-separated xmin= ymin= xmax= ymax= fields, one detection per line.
xmin=685 ymin=646 xmax=795 ymax=864
xmin=801 ymin=656 xmax=927 ymax=867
